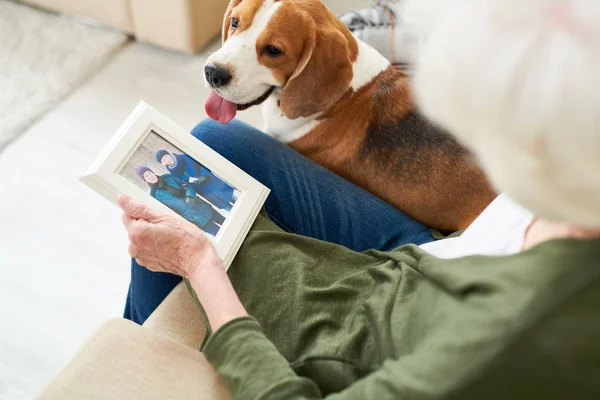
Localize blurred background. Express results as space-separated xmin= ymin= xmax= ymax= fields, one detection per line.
xmin=0 ymin=0 xmax=369 ymax=398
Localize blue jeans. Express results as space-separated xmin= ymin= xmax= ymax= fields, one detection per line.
xmin=124 ymin=119 xmax=436 ymax=324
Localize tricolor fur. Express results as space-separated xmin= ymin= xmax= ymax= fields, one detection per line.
xmin=205 ymin=0 xmax=496 ymax=231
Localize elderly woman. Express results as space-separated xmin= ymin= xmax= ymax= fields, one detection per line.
xmin=121 ymin=0 xmax=600 ymax=398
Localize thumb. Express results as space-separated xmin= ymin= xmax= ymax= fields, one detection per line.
xmin=118 ymin=194 xmax=160 ymax=222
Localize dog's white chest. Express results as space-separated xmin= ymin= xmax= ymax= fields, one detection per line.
xmin=261 ymin=96 xmax=321 ymax=143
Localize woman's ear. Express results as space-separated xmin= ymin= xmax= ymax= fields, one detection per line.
xmin=222 ymin=0 xmax=243 ymax=43
xmin=279 ymin=18 xmax=355 ymax=120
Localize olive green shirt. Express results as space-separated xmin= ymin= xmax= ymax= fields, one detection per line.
xmin=192 ymin=216 xmax=600 ymax=399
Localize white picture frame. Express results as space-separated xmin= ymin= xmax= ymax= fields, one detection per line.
xmin=81 ymin=101 xmax=270 ymax=269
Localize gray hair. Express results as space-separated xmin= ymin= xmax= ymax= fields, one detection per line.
xmin=408 ymin=0 xmax=600 ymax=227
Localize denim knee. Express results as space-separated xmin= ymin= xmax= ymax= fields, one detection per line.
xmin=190 ymin=119 xmax=254 ymax=152
xmin=189 ymin=119 xmax=276 ymax=169
xmin=191 ymin=119 xmax=224 ymax=141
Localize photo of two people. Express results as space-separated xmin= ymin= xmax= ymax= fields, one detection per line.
xmin=119 ymin=131 xmax=238 ymax=237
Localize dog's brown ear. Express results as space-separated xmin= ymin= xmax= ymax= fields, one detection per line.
xmin=279 ymin=16 xmax=355 ymax=119
xmin=222 ymin=0 xmax=243 ymax=43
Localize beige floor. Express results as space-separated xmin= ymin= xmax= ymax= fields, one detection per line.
xmin=0 ymin=0 xmax=369 ymax=398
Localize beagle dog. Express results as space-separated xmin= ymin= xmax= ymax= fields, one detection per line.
xmin=204 ymin=0 xmax=496 ymax=231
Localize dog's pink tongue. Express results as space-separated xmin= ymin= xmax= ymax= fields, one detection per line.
xmin=205 ymin=90 xmax=237 ymax=124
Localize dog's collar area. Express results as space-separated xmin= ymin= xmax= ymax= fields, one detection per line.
xmin=236 ymin=86 xmax=276 ymax=111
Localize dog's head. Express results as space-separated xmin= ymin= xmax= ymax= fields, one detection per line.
xmin=204 ymin=0 xmax=357 ymax=123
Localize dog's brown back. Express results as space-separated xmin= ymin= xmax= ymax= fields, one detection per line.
xmin=289 ymin=66 xmax=496 ymax=231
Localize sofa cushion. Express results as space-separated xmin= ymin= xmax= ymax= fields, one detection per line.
xmin=36 ymin=318 xmax=230 ymax=400
xmin=143 ymin=281 xmax=207 ymax=349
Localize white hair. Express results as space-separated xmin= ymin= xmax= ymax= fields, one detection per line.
xmin=406 ymin=0 xmax=600 ymax=227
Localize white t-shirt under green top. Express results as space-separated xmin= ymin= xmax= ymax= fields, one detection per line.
xmin=419 ymin=194 xmax=534 ymax=259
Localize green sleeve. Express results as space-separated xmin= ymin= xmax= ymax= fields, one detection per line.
xmin=202 ymin=288 xmax=600 ymax=400
xmin=202 ymin=317 xmax=441 ymax=400
xmin=202 ymin=317 xmax=323 ymax=399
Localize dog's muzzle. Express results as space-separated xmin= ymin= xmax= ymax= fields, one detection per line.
xmin=205 ymin=63 xmax=232 ymax=88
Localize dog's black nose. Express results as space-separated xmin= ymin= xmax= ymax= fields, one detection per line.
xmin=204 ymin=63 xmax=232 ymax=88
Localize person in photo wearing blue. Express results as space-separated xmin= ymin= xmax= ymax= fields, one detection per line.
xmin=136 ymin=166 xmax=224 ymax=236
xmin=156 ymin=150 xmax=236 ymax=211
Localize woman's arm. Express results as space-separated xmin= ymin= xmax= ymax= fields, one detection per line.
xmin=116 ymin=195 xmax=324 ymax=397
xmin=202 ymin=318 xmax=325 ymax=399
xmin=117 ymin=194 xmax=247 ymax=331
xmin=186 ymin=257 xmax=248 ymax=332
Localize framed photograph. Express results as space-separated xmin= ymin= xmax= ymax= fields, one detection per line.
xmin=81 ymin=101 xmax=270 ymax=269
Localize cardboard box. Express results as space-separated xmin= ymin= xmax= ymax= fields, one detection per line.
xmin=20 ymin=0 xmax=135 ymax=33
xmin=130 ymin=0 xmax=228 ymax=53
xmin=20 ymin=0 xmax=228 ymax=54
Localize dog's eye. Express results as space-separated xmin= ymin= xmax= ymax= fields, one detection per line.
xmin=264 ymin=45 xmax=283 ymax=57
xmin=231 ymin=18 xmax=239 ymax=29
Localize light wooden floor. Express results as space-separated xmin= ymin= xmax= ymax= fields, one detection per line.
xmin=0 ymin=1 xmax=369 ymax=398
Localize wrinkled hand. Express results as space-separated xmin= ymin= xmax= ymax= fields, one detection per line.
xmin=118 ymin=194 xmax=223 ymax=278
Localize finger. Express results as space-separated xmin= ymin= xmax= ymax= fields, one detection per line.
xmin=144 ymin=262 xmax=165 ymax=273
xmin=124 ymin=218 xmax=148 ymax=244
xmin=118 ymin=194 xmax=160 ymax=222
xmin=128 ymin=237 xmax=156 ymax=258
xmin=136 ymin=258 xmax=163 ymax=273
xmin=135 ymin=258 xmax=152 ymax=268
xmin=129 ymin=243 xmax=141 ymax=259
xmin=122 ymin=213 xmax=135 ymax=228
xmin=131 ymin=247 xmax=161 ymax=269
xmin=122 ymin=214 xmax=146 ymax=236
